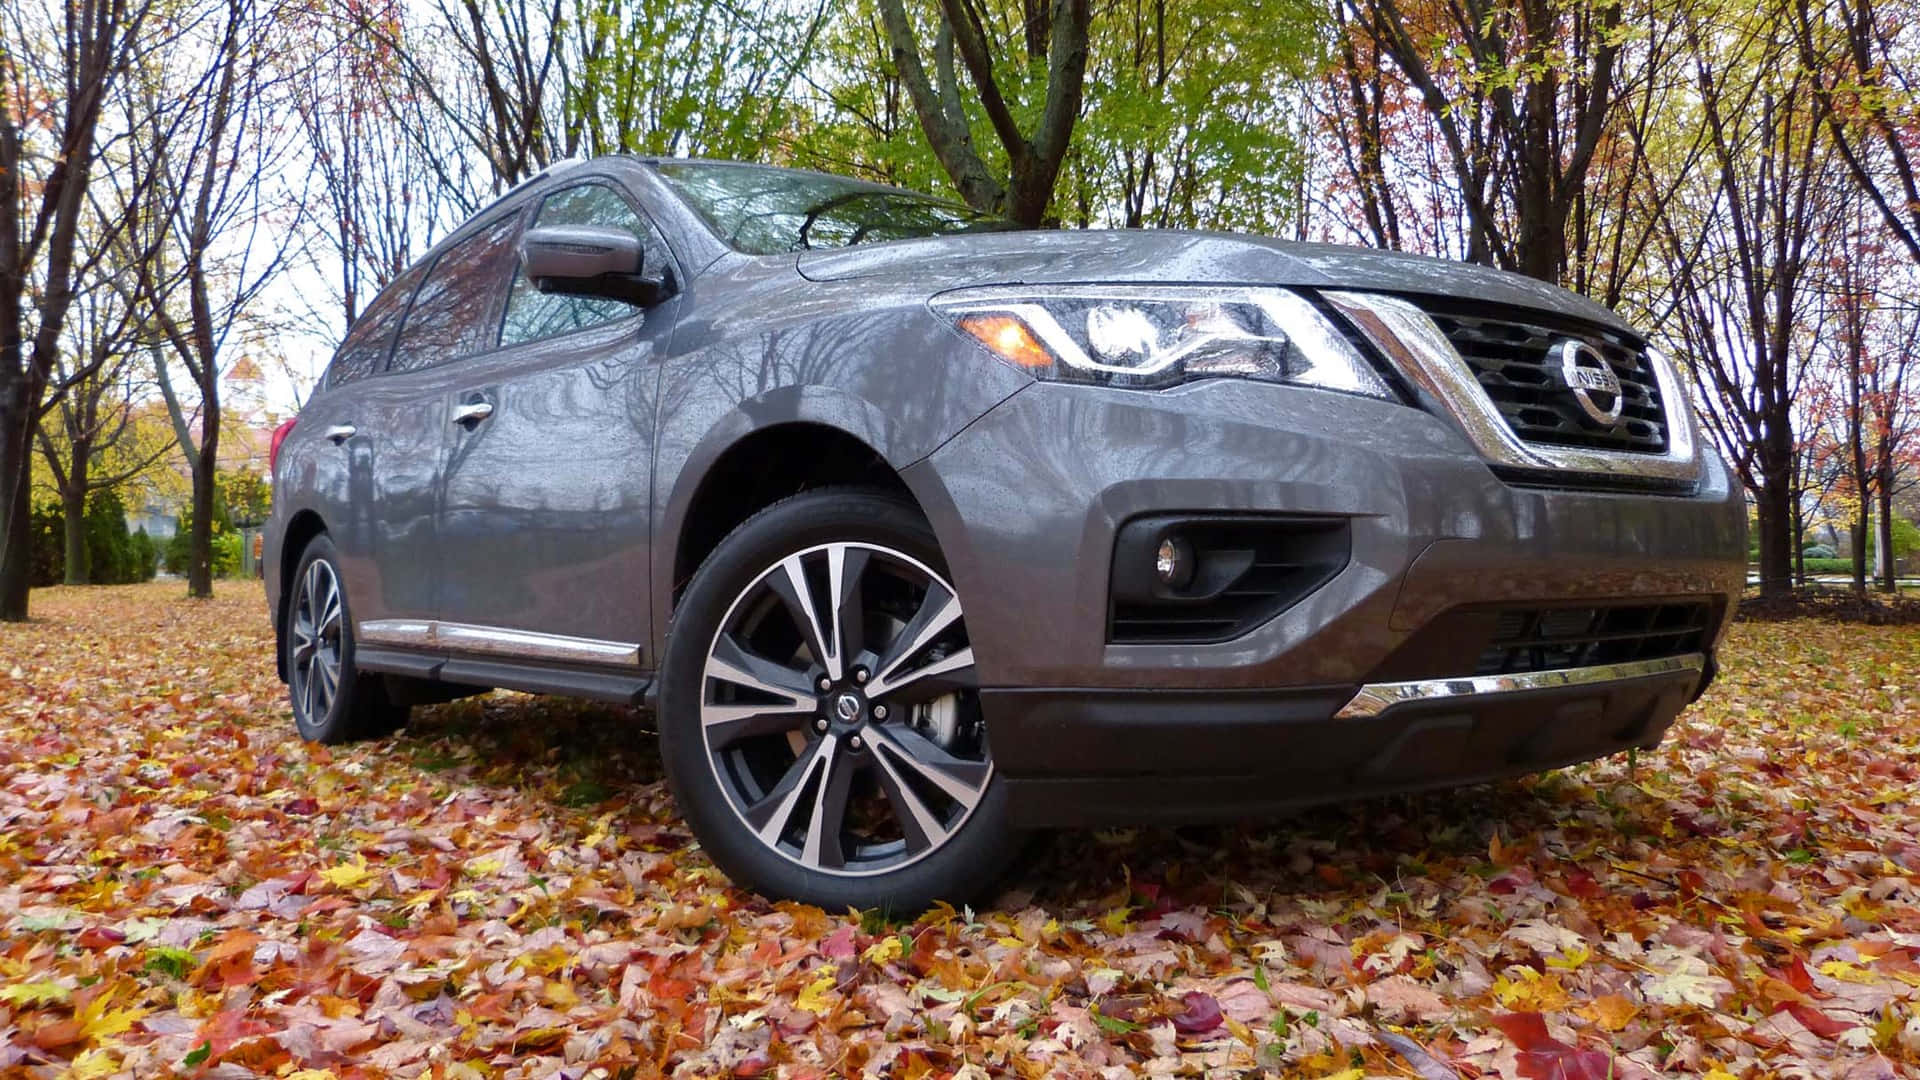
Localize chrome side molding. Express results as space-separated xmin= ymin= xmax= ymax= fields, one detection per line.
xmin=1334 ymin=652 xmax=1706 ymax=719
xmin=359 ymin=619 xmax=642 ymax=666
xmin=1323 ymin=291 xmax=1703 ymax=484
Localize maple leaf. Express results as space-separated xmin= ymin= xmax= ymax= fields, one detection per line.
xmin=317 ymin=855 xmax=373 ymax=889
xmin=188 ymin=1008 xmax=275 ymax=1066
xmin=1639 ymin=948 xmax=1733 ymax=1008
xmin=66 ymin=1048 xmax=118 ymax=1078
xmin=1169 ymin=991 xmax=1224 ymax=1035
xmin=1784 ymin=1001 xmax=1858 ymax=1039
xmin=0 ymin=981 xmax=71 ymax=1007
xmin=861 ymin=935 xmax=904 ymax=966
xmin=1494 ymin=1012 xmax=1618 ymax=1080
xmin=73 ymin=994 xmax=146 ymax=1041
xmin=794 ymin=972 xmax=839 ymax=1015
xmin=1581 ymin=993 xmax=1638 ymax=1032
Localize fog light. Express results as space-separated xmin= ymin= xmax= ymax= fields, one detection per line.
xmin=1154 ymin=535 xmax=1195 ymax=590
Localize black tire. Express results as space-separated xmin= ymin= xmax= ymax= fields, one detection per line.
xmin=658 ymin=489 xmax=1016 ymax=912
xmin=284 ymin=533 xmax=407 ymax=743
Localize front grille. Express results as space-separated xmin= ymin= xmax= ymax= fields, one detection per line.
xmin=1475 ymin=602 xmax=1712 ymax=675
xmin=1411 ymin=299 xmax=1669 ymax=455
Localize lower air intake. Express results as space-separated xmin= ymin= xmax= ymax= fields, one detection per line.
xmin=1108 ymin=515 xmax=1350 ymax=645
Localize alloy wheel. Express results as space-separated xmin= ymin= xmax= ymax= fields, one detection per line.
xmin=700 ymin=541 xmax=991 ymax=876
xmin=289 ymin=558 xmax=345 ymax=726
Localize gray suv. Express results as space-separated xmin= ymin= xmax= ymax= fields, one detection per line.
xmin=264 ymin=158 xmax=1747 ymax=909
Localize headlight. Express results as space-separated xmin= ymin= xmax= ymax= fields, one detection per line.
xmin=932 ymin=285 xmax=1393 ymax=398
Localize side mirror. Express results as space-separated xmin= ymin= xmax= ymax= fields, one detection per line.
xmin=519 ymin=225 xmax=670 ymax=306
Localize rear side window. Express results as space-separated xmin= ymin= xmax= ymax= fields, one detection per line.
xmin=324 ymin=263 xmax=425 ymax=389
xmin=389 ymin=214 xmax=521 ymax=373
xmin=499 ymin=182 xmax=673 ymax=348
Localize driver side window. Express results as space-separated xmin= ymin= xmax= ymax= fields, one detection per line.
xmin=498 ymin=182 xmax=673 ymax=348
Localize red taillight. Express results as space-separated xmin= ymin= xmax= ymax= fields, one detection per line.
xmin=269 ymin=417 xmax=297 ymax=475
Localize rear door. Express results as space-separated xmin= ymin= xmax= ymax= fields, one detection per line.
xmin=432 ymin=176 xmax=683 ymax=664
xmin=299 ymin=262 xmax=432 ymax=628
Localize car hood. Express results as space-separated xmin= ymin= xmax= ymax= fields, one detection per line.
xmin=794 ymin=228 xmax=1635 ymax=335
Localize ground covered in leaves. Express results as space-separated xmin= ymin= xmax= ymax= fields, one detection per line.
xmin=3 ymin=583 xmax=1919 ymax=1078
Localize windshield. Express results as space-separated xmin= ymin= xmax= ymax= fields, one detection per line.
xmin=653 ymin=161 xmax=1017 ymax=254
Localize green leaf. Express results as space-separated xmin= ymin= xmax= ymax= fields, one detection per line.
xmin=1090 ymin=1004 xmax=1139 ymax=1035
xmin=144 ymin=946 xmax=198 ymax=980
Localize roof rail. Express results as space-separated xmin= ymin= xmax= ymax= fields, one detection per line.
xmin=526 ymin=156 xmax=588 ymax=185
xmin=467 ymin=157 xmax=593 ymax=221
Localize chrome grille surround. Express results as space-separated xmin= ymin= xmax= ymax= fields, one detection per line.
xmin=1324 ymin=291 xmax=1702 ymax=486
xmin=1418 ymin=304 xmax=1668 ymax=454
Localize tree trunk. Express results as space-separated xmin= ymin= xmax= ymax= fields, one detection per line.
xmin=1851 ymin=503 xmax=1869 ymax=593
xmin=1876 ymin=470 xmax=1897 ymax=593
xmin=878 ymin=0 xmax=1088 ymax=228
xmin=0 ymin=426 xmax=29 ymax=620
xmin=188 ymin=448 xmax=214 ymax=598
xmin=1792 ymin=495 xmax=1807 ymax=586
xmin=0 ymin=86 xmax=29 ymax=622
xmin=1753 ymin=394 xmax=1799 ymax=599
xmin=62 ymin=484 xmax=88 ymax=586
xmin=1755 ymin=484 xmax=1795 ymax=599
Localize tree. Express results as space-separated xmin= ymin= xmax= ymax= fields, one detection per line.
xmin=221 ymin=466 xmax=270 ymax=527
xmin=563 ymin=0 xmax=829 ymax=162
xmin=1790 ymin=375 xmax=1849 ymax=583
xmin=782 ymin=0 xmax=951 ymax=191
xmin=32 ymin=254 xmax=175 ymax=584
xmin=0 ymin=0 xmax=161 ymax=619
xmin=1060 ymin=0 xmax=1318 ymax=232
xmin=1826 ymin=228 xmax=1875 ymax=591
xmin=798 ymin=0 xmax=1318 ymax=232
xmin=127 ymin=0 xmax=304 ymax=599
xmin=1864 ymin=292 xmax=1919 ymax=590
xmin=1793 ymin=0 xmax=1920 ymax=266
xmin=876 ymin=0 xmax=1091 ymax=225
xmin=1333 ymin=0 xmax=1628 ymax=283
xmin=26 ymin=498 xmax=61 ymax=586
xmin=351 ymin=0 xmax=828 ymax=211
xmin=287 ymin=1 xmax=453 ymax=332
xmin=1650 ymin=0 xmax=1844 ymax=599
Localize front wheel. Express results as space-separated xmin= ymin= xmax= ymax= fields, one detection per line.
xmin=658 ymin=490 xmax=1014 ymax=911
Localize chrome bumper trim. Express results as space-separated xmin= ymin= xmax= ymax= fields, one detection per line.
xmin=1324 ymin=291 xmax=1703 ymax=484
xmin=359 ymin=619 xmax=641 ymax=666
xmin=1334 ymin=653 xmax=1707 ymax=719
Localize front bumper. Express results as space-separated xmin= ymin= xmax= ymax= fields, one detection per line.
xmin=901 ymin=377 xmax=1745 ymax=825
xmin=985 ymin=654 xmax=1705 ymax=826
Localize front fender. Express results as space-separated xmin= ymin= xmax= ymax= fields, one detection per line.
xmin=656 ymin=386 xmax=899 ymax=567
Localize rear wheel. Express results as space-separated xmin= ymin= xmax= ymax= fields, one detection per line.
xmin=659 ymin=490 xmax=1013 ymax=911
xmin=285 ymin=534 xmax=406 ymax=743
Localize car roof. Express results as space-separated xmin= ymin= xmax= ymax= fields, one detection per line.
xmin=625 ymin=155 xmax=946 ymax=203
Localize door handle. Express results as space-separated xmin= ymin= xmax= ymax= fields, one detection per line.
xmin=323 ymin=424 xmax=356 ymax=444
xmin=451 ymin=401 xmax=494 ymax=426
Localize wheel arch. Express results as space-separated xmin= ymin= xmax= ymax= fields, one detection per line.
xmin=663 ymin=420 xmax=918 ymax=600
xmin=274 ymin=509 xmax=329 ymax=681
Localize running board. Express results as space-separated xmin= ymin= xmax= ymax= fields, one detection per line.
xmin=354 ymin=646 xmax=653 ymax=707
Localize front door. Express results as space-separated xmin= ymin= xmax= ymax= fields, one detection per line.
xmin=434 ymin=177 xmax=682 ymax=665
xmin=347 ymin=209 xmax=525 ymax=640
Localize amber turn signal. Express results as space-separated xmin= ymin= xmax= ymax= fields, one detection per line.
xmin=956 ymin=313 xmax=1054 ymax=369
